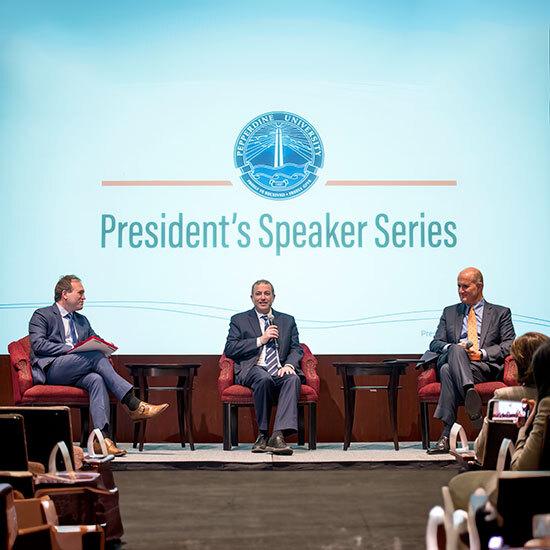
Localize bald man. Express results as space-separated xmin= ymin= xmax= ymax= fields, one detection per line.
xmin=427 ymin=267 xmax=515 ymax=454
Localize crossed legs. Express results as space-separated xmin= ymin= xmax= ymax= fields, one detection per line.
xmin=46 ymin=351 xmax=132 ymax=431
xmin=434 ymin=345 xmax=491 ymax=436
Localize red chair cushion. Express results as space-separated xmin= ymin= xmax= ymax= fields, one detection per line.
xmin=221 ymin=383 xmax=318 ymax=404
xmin=418 ymin=381 xmax=507 ymax=403
xmin=8 ymin=336 xmax=34 ymax=402
xmin=21 ymin=384 xmax=90 ymax=404
xmin=502 ymin=355 xmax=518 ymax=387
xmin=417 ymin=367 xmax=437 ymax=389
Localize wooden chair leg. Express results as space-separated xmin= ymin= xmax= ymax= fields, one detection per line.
xmin=230 ymin=406 xmax=239 ymax=447
xmin=132 ymin=421 xmax=140 ymax=449
xmin=223 ymin=403 xmax=231 ymax=451
xmin=297 ymin=405 xmax=305 ymax=446
xmin=421 ymin=402 xmax=430 ymax=449
xmin=79 ymin=406 xmax=90 ymax=447
xmin=308 ymin=403 xmax=317 ymax=450
xmin=110 ymin=403 xmax=118 ymax=443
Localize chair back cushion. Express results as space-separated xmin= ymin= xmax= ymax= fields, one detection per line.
xmin=502 ymin=355 xmax=518 ymax=387
xmin=417 ymin=366 xmax=437 ymax=391
xmin=7 ymin=336 xmax=34 ymax=404
xmin=418 ymin=354 xmax=516 ymax=397
xmin=218 ymin=355 xmax=235 ymax=397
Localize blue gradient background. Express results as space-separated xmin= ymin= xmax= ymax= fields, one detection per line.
xmin=1 ymin=1 xmax=549 ymax=353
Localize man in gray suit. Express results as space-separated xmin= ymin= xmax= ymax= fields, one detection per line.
xmin=29 ymin=275 xmax=169 ymax=456
xmin=224 ymin=279 xmax=303 ymax=455
xmin=426 ymin=267 xmax=516 ymax=454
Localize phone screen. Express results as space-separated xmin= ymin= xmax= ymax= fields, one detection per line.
xmin=488 ymin=399 xmax=529 ymax=422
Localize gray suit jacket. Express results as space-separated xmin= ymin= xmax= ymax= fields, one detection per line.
xmin=223 ymin=308 xmax=304 ymax=381
xmin=29 ymin=304 xmax=97 ymax=384
xmin=428 ymin=301 xmax=515 ymax=372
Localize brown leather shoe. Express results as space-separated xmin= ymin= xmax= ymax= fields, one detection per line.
xmin=127 ymin=401 xmax=169 ymax=422
xmin=94 ymin=438 xmax=127 ymax=457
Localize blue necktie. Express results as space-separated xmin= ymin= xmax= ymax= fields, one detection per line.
xmin=262 ymin=315 xmax=279 ymax=376
xmin=66 ymin=313 xmax=78 ymax=345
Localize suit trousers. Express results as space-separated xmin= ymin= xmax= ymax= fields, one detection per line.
xmin=434 ymin=345 xmax=492 ymax=431
xmin=237 ymin=366 xmax=301 ymax=433
xmin=46 ymin=351 xmax=133 ymax=430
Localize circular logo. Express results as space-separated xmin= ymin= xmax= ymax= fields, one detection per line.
xmin=234 ymin=111 xmax=324 ymax=200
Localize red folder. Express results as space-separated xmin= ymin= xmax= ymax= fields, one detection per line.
xmin=68 ymin=336 xmax=118 ymax=356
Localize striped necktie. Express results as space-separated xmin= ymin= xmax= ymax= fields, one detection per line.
xmin=262 ymin=315 xmax=279 ymax=376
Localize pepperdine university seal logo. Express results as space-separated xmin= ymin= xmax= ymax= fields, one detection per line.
xmin=234 ymin=111 xmax=324 ymax=200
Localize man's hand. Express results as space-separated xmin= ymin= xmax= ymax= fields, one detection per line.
xmin=260 ymin=325 xmax=279 ymax=345
xmin=467 ymin=349 xmax=482 ymax=361
xmin=277 ymin=365 xmax=296 ymax=377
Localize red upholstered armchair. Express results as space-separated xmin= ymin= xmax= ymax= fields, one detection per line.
xmin=218 ymin=343 xmax=319 ymax=451
xmin=417 ymin=354 xmax=517 ymax=448
xmin=7 ymin=336 xmax=117 ymax=446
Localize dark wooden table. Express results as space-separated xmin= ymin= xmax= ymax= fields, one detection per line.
xmin=333 ymin=360 xmax=416 ymax=450
xmin=124 ymin=363 xmax=201 ymax=451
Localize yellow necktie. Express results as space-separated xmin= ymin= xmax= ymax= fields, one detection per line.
xmin=467 ymin=307 xmax=479 ymax=352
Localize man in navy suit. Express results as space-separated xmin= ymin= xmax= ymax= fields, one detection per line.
xmin=224 ymin=279 xmax=303 ymax=455
xmin=29 ymin=275 xmax=169 ymax=456
xmin=427 ymin=267 xmax=516 ymax=454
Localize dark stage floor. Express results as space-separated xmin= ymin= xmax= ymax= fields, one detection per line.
xmin=114 ymin=467 xmax=458 ymax=549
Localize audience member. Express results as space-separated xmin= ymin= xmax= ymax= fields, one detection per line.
xmin=474 ymin=332 xmax=549 ymax=462
xmin=448 ymin=340 xmax=550 ymax=510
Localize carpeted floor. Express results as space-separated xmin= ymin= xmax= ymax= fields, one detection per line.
xmin=114 ymin=467 xmax=458 ymax=549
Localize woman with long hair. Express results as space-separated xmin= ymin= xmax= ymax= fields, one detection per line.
xmin=511 ymin=340 xmax=550 ymax=469
xmin=449 ymin=337 xmax=550 ymax=510
xmin=474 ymin=332 xmax=549 ymax=462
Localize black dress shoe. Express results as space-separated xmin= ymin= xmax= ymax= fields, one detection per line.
xmin=427 ymin=436 xmax=450 ymax=455
xmin=252 ymin=434 xmax=269 ymax=453
xmin=465 ymin=387 xmax=483 ymax=429
xmin=267 ymin=433 xmax=293 ymax=455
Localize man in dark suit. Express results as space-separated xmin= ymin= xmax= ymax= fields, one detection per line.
xmin=29 ymin=275 xmax=169 ymax=456
xmin=427 ymin=267 xmax=516 ymax=454
xmin=224 ymin=279 xmax=303 ymax=455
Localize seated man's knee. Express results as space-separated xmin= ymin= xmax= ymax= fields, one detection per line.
xmin=254 ymin=373 xmax=274 ymax=390
xmin=81 ymin=351 xmax=105 ymax=365
xmin=439 ymin=363 xmax=451 ymax=379
xmin=283 ymin=374 xmax=301 ymax=388
xmin=448 ymin=344 xmax=468 ymax=362
xmin=83 ymin=372 xmax=105 ymax=391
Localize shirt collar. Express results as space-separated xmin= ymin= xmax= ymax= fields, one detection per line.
xmin=56 ymin=303 xmax=71 ymax=318
xmin=470 ymin=298 xmax=485 ymax=312
xmin=255 ymin=308 xmax=273 ymax=321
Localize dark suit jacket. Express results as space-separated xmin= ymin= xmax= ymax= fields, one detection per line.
xmin=428 ymin=301 xmax=515 ymax=372
xmin=29 ymin=304 xmax=97 ymax=384
xmin=223 ymin=308 xmax=304 ymax=381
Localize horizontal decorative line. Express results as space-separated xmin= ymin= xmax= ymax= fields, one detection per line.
xmin=101 ymin=180 xmax=233 ymax=187
xmin=325 ymin=180 xmax=457 ymax=187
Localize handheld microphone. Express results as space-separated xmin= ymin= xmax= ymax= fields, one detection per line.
xmin=267 ymin=313 xmax=279 ymax=348
xmin=465 ymin=340 xmax=473 ymax=350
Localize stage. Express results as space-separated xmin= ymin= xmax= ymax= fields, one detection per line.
xmin=109 ymin=441 xmax=455 ymax=470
